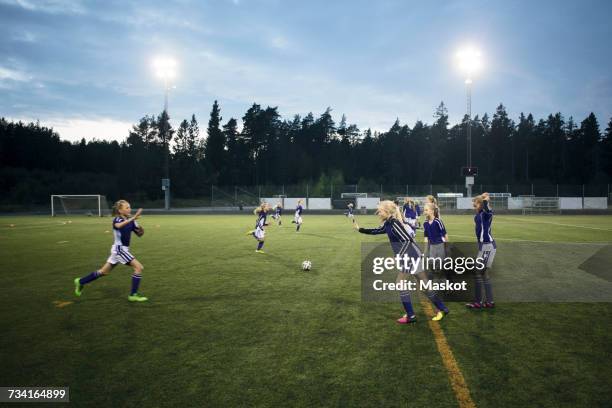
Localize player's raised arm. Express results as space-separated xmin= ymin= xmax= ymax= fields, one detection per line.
xmin=114 ymin=208 xmax=142 ymax=229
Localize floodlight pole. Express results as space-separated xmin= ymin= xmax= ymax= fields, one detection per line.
xmin=163 ymin=77 xmax=171 ymax=210
xmin=465 ymin=77 xmax=474 ymax=198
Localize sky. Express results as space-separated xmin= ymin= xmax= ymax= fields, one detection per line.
xmin=1 ymin=0 xmax=611 ymax=142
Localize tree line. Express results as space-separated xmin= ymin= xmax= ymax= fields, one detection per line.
xmin=1 ymin=101 xmax=611 ymax=207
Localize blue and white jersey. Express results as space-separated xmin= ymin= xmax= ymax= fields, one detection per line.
xmin=358 ymin=217 xmax=418 ymax=256
xmin=475 ymin=201 xmax=494 ymax=244
xmin=347 ymin=206 xmax=354 ymax=215
xmin=295 ymin=205 xmax=303 ymax=217
xmin=403 ymin=204 xmax=416 ymax=220
xmin=415 ymin=204 xmax=422 ymax=217
xmin=255 ymin=211 xmax=267 ymax=230
xmin=424 ymin=218 xmax=447 ymax=245
xmin=113 ymin=216 xmax=137 ymax=246
xmin=275 ymin=206 xmax=282 ymax=216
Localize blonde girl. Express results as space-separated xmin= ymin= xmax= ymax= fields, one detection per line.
xmin=73 ymin=200 xmax=147 ymax=302
xmin=354 ymin=200 xmax=449 ymax=324
xmin=292 ymin=199 xmax=304 ymax=232
xmin=467 ymin=193 xmax=496 ymax=309
xmin=251 ymin=202 xmax=271 ymax=253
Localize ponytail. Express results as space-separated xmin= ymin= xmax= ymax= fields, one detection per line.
xmin=112 ymin=200 xmax=128 ymax=217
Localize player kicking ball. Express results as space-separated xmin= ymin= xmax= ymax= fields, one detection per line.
xmin=73 ymin=200 xmax=147 ymax=302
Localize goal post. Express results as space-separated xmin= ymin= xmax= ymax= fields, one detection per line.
xmin=521 ymin=196 xmax=561 ymax=215
xmin=51 ymin=195 xmax=109 ymax=217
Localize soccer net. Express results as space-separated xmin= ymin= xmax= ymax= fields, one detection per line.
xmin=51 ymin=195 xmax=110 ymax=217
xmin=521 ymin=196 xmax=560 ymax=215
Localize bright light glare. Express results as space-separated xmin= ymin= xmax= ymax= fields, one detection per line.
xmin=456 ymin=47 xmax=482 ymax=79
xmin=153 ymin=57 xmax=177 ymax=80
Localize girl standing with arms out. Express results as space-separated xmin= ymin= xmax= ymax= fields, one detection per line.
xmin=354 ymin=200 xmax=449 ymax=324
xmin=73 ymin=200 xmax=147 ymax=302
xmin=467 ymin=192 xmax=495 ymax=309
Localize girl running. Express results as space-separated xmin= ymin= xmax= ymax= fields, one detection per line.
xmin=345 ymin=202 xmax=355 ymax=223
xmin=402 ymin=197 xmax=418 ymax=229
xmin=292 ymin=199 xmax=304 ymax=232
xmin=251 ymin=202 xmax=271 ymax=253
xmin=354 ymin=200 xmax=449 ymax=324
xmin=73 ymin=200 xmax=147 ymax=302
xmin=467 ymin=192 xmax=495 ymax=309
xmin=272 ymin=201 xmax=283 ymax=226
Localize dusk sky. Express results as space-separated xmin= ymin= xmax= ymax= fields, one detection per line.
xmin=1 ymin=0 xmax=611 ymax=142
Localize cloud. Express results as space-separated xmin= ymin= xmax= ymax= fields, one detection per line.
xmin=0 ymin=66 xmax=30 ymax=82
xmin=0 ymin=0 xmax=86 ymax=14
xmin=44 ymin=117 xmax=133 ymax=142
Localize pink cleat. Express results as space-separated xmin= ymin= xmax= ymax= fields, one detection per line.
xmin=465 ymin=302 xmax=483 ymax=309
xmin=483 ymin=302 xmax=495 ymax=309
xmin=396 ymin=315 xmax=417 ymax=324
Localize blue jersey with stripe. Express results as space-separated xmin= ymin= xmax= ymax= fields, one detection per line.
xmin=348 ymin=206 xmax=354 ymax=215
xmin=403 ymin=204 xmax=416 ymax=219
xmin=275 ymin=206 xmax=282 ymax=216
xmin=113 ymin=217 xmax=136 ymax=246
xmin=424 ymin=218 xmax=447 ymax=244
xmin=475 ymin=201 xmax=494 ymax=243
xmin=359 ymin=217 xmax=419 ymax=256
xmin=295 ymin=205 xmax=303 ymax=216
xmin=255 ymin=211 xmax=267 ymax=229
xmin=415 ymin=204 xmax=422 ymax=216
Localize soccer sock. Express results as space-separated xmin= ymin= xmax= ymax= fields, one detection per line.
xmin=79 ymin=270 xmax=102 ymax=285
xmin=426 ymin=291 xmax=448 ymax=313
xmin=297 ymin=224 xmax=301 ymax=231
xmin=130 ymin=274 xmax=141 ymax=295
xmin=474 ymin=275 xmax=483 ymax=303
xmin=257 ymin=241 xmax=264 ymax=250
xmin=483 ymin=277 xmax=493 ymax=303
xmin=399 ymin=291 xmax=415 ymax=318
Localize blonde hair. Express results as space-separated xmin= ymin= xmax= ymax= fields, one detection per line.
xmin=424 ymin=202 xmax=440 ymax=220
xmin=426 ymin=195 xmax=437 ymax=206
xmin=254 ymin=202 xmax=269 ymax=215
xmin=403 ymin=197 xmax=411 ymax=205
xmin=112 ymin=200 xmax=129 ymax=216
xmin=376 ymin=200 xmax=403 ymax=222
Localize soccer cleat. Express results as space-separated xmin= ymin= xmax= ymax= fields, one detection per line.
xmin=465 ymin=302 xmax=483 ymax=309
xmin=245 ymin=230 xmax=255 ymax=236
xmin=483 ymin=301 xmax=495 ymax=309
xmin=74 ymin=278 xmax=83 ymax=297
xmin=128 ymin=293 xmax=148 ymax=302
xmin=432 ymin=310 xmax=449 ymax=321
xmin=396 ymin=315 xmax=417 ymax=324
xmin=255 ymin=249 xmax=265 ymax=254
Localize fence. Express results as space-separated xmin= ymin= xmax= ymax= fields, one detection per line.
xmin=165 ymin=183 xmax=612 ymax=208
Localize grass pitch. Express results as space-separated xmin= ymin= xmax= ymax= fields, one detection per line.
xmin=1 ymin=214 xmax=612 ymax=407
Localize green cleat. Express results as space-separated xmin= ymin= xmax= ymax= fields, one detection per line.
xmin=128 ymin=293 xmax=148 ymax=302
xmin=74 ymin=278 xmax=83 ymax=297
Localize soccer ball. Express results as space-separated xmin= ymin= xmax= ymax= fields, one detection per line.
xmin=301 ymin=260 xmax=312 ymax=271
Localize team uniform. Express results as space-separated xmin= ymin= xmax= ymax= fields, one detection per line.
xmin=73 ymin=213 xmax=147 ymax=302
xmin=272 ymin=205 xmax=282 ymax=225
xmin=468 ymin=199 xmax=495 ymax=308
xmin=358 ymin=217 xmax=448 ymax=322
xmin=294 ymin=204 xmax=303 ymax=231
xmin=424 ymin=218 xmax=447 ymax=261
xmin=253 ymin=210 xmax=267 ymax=240
xmin=402 ymin=204 xmax=418 ymax=229
xmin=475 ymin=201 xmax=496 ymax=267
xmin=345 ymin=204 xmax=355 ymax=220
xmin=107 ymin=216 xmax=138 ymax=265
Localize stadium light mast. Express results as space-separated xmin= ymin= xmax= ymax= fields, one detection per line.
xmin=456 ymin=46 xmax=482 ymax=198
xmin=153 ymin=57 xmax=177 ymax=210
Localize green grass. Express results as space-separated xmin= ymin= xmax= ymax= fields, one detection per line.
xmin=1 ymin=214 xmax=612 ymax=407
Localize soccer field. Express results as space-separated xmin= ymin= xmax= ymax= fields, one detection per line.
xmin=1 ymin=214 xmax=612 ymax=407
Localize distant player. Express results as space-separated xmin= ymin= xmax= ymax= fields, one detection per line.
xmin=345 ymin=202 xmax=355 ymax=223
xmin=402 ymin=197 xmax=418 ymax=229
xmin=73 ymin=200 xmax=147 ymax=302
xmin=292 ymin=199 xmax=304 ymax=232
xmin=272 ymin=201 xmax=283 ymax=226
xmin=466 ymin=192 xmax=495 ymax=309
xmin=354 ymin=200 xmax=449 ymax=324
xmin=250 ymin=202 xmax=271 ymax=253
